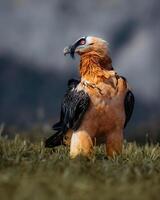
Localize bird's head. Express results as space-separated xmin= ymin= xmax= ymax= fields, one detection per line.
xmin=64 ymin=36 xmax=109 ymax=58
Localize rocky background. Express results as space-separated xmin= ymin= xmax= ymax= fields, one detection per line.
xmin=0 ymin=0 xmax=160 ymax=141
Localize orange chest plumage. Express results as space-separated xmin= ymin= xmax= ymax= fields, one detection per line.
xmin=78 ymin=54 xmax=127 ymax=104
xmin=77 ymin=80 xmax=127 ymax=137
xmin=76 ymin=54 xmax=128 ymax=135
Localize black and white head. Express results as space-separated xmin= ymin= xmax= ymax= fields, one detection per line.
xmin=64 ymin=36 xmax=108 ymax=58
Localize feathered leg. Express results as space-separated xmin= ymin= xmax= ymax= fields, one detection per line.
xmin=106 ymin=129 xmax=123 ymax=158
xmin=70 ymin=130 xmax=93 ymax=158
xmin=63 ymin=129 xmax=73 ymax=146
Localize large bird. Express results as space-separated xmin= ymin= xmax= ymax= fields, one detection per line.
xmin=45 ymin=36 xmax=134 ymax=158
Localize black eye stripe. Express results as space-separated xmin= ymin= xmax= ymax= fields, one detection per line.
xmin=70 ymin=36 xmax=87 ymax=58
xmin=74 ymin=37 xmax=87 ymax=46
xmin=78 ymin=39 xmax=86 ymax=45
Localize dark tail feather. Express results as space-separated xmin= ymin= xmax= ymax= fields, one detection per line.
xmin=45 ymin=131 xmax=64 ymax=148
xmin=52 ymin=121 xmax=64 ymax=131
xmin=45 ymin=121 xmax=68 ymax=148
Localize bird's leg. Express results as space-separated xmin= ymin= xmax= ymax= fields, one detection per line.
xmin=63 ymin=129 xmax=73 ymax=146
xmin=106 ymin=129 xmax=123 ymax=158
xmin=70 ymin=130 xmax=93 ymax=158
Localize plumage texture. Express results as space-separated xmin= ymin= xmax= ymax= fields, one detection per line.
xmin=45 ymin=79 xmax=90 ymax=148
xmin=124 ymin=90 xmax=135 ymax=128
xmin=45 ymin=36 xmax=135 ymax=158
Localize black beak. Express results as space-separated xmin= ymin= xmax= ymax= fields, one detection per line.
xmin=63 ymin=45 xmax=76 ymax=58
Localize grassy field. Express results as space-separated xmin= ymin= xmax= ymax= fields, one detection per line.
xmin=0 ymin=135 xmax=160 ymax=200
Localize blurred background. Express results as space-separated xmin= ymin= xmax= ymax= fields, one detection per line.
xmin=0 ymin=0 xmax=160 ymax=142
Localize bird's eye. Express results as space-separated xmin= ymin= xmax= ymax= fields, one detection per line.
xmin=79 ymin=39 xmax=86 ymax=45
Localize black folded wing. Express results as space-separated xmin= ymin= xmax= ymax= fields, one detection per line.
xmin=124 ymin=90 xmax=135 ymax=128
xmin=45 ymin=79 xmax=90 ymax=148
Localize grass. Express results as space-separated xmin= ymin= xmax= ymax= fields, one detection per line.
xmin=0 ymin=135 xmax=160 ymax=200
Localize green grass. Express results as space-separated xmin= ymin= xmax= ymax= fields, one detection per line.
xmin=0 ymin=135 xmax=160 ymax=200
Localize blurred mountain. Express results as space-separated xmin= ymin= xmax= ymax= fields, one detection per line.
xmin=0 ymin=54 xmax=159 ymax=128
xmin=0 ymin=0 xmax=160 ymax=102
xmin=0 ymin=54 xmax=76 ymax=126
xmin=0 ymin=0 xmax=160 ymax=128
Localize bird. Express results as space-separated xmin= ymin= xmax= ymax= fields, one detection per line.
xmin=45 ymin=36 xmax=135 ymax=158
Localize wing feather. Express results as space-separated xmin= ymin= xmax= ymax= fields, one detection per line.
xmin=45 ymin=79 xmax=90 ymax=148
xmin=124 ymin=90 xmax=135 ymax=128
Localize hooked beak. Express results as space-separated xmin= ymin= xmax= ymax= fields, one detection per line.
xmin=63 ymin=46 xmax=71 ymax=55
xmin=63 ymin=45 xmax=76 ymax=58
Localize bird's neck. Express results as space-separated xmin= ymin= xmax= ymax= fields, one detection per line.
xmin=79 ymin=52 xmax=113 ymax=83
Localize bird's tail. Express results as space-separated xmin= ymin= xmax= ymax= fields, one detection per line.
xmin=45 ymin=121 xmax=68 ymax=148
